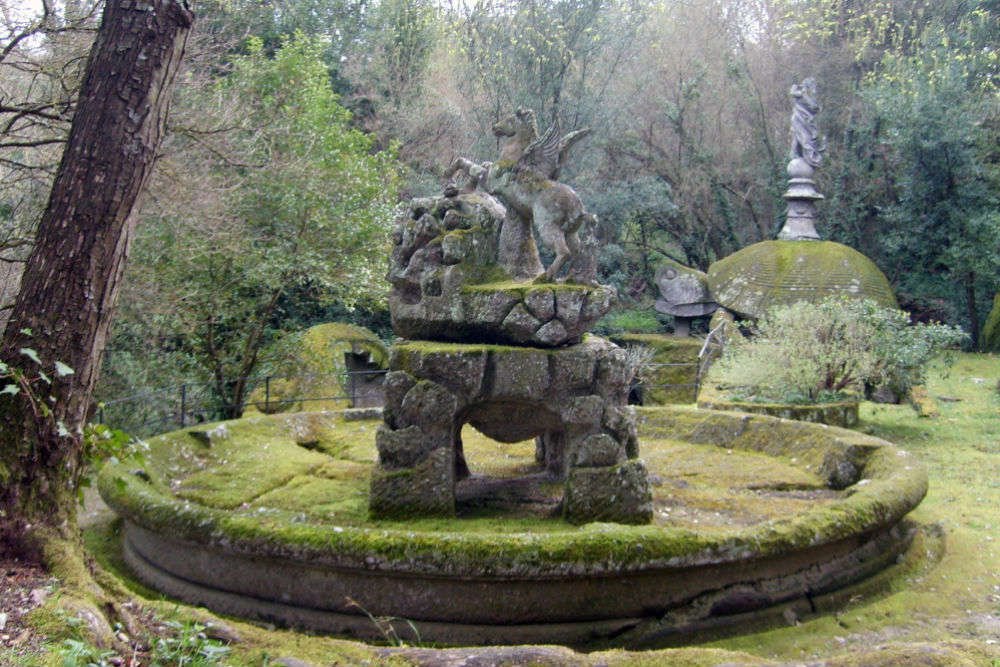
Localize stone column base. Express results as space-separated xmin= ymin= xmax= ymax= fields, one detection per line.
xmin=369 ymin=338 xmax=652 ymax=524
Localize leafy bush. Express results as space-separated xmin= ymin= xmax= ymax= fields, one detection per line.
xmin=594 ymin=308 xmax=665 ymax=335
xmin=712 ymin=298 xmax=966 ymax=404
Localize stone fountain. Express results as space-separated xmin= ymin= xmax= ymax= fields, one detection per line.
xmin=98 ymin=104 xmax=927 ymax=649
xmin=370 ymin=108 xmax=652 ymax=524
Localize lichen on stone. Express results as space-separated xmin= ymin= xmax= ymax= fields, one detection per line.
xmin=707 ymin=240 xmax=897 ymax=319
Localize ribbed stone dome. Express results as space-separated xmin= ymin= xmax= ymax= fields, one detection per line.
xmin=707 ymin=240 xmax=897 ymax=319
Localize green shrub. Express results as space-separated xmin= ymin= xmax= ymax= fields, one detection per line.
xmin=712 ymin=297 xmax=966 ymax=403
xmin=595 ymin=308 xmax=664 ymax=335
xmin=981 ymin=292 xmax=1000 ymax=352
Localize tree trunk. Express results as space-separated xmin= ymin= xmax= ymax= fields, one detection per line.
xmin=966 ymin=270 xmax=980 ymax=348
xmin=0 ymin=0 xmax=193 ymax=561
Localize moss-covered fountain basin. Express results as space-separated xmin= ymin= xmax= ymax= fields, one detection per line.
xmin=98 ymin=406 xmax=926 ymax=649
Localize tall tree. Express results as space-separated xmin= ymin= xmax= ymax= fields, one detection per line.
xmin=0 ymin=0 xmax=193 ymax=566
xmin=114 ymin=36 xmax=398 ymax=419
xmin=0 ymin=0 xmax=102 ymax=320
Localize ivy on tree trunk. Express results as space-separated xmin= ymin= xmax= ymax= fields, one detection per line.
xmin=0 ymin=0 xmax=193 ymax=560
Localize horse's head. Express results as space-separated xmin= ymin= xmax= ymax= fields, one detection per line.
xmin=493 ymin=108 xmax=538 ymax=141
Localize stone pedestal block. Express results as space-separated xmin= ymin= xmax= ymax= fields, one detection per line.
xmin=563 ymin=460 xmax=653 ymax=525
xmin=369 ymin=339 xmax=652 ymax=524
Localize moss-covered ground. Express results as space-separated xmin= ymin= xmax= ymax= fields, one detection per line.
xmin=109 ymin=408 xmax=836 ymax=537
xmin=701 ymin=353 xmax=1000 ymax=664
xmin=25 ymin=353 xmax=997 ymax=666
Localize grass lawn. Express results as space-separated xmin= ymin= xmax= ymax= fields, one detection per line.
xmin=707 ymin=352 xmax=1000 ymax=664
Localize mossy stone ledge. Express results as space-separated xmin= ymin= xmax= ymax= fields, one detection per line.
xmin=98 ymin=406 xmax=926 ymax=648
xmin=697 ymin=383 xmax=860 ymax=429
xmin=610 ymin=334 xmax=702 ymax=404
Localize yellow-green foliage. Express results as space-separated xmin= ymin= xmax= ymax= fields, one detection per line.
xmin=611 ymin=334 xmax=701 ymax=404
xmin=980 ymin=292 xmax=1000 ymax=352
xmin=245 ymin=322 xmax=387 ymax=414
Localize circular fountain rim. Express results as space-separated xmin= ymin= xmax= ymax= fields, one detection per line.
xmin=98 ymin=406 xmax=927 ymax=646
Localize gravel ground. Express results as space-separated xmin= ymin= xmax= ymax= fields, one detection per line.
xmin=0 ymin=555 xmax=57 ymax=661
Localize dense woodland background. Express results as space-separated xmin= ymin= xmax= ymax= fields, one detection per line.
xmin=3 ymin=0 xmax=1000 ymax=414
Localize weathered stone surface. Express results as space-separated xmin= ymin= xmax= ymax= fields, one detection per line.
xmin=464 ymin=289 xmax=521 ymax=328
xmin=581 ymin=286 xmax=616 ymax=321
xmin=497 ymin=212 xmax=543 ymax=281
xmin=429 ymin=352 xmax=487 ymax=399
xmin=596 ymin=347 xmax=632 ymax=400
xmin=492 ymin=351 xmax=550 ymax=400
xmin=400 ymin=381 xmax=457 ymax=435
xmin=602 ymin=405 xmax=638 ymax=456
xmin=555 ymin=289 xmax=586 ymax=323
xmin=383 ymin=371 xmax=416 ymax=429
xmin=563 ymin=460 xmax=653 ymax=525
xmin=388 ymin=192 xmax=616 ymax=347
xmin=560 ymin=395 xmax=604 ymax=427
xmin=441 ymin=232 xmax=469 ymax=265
xmin=819 ymin=451 xmax=860 ymax=489
xmin=501 ymin=303 xmax=542 ymax=340
xmin=573 ymin=433 xmax=624 ymax=468
xmin=535 ymin=320 xmax=569 ymax=346
xmin=369 ymin=446 xmax=455 ymax=518
xmin=524 ymin=288 xmax=555 ymax=321
xmin=466 ymin=401 xmax=560 ymax=444
xmin=551 ymin=348 xmax=596 ymax=393
xmin=378 ymin=646 xmax=584 ymax=667
xmin=370 ymin=340 xmax=651 ymax=523
xmin=376 ymin=424 xmax=434 ymax=469
xmin=653 ymin=260 xmax=717 ymax=318
xmin=273 ymin=658 xmax=318 ymax=667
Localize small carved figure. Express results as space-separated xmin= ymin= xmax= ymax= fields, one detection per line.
xmin=445 ymin=108 xmax=597 ymax=284
xmin=789 ymin=77 xmax=826 ymax=168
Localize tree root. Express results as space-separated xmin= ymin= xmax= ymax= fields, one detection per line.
xmin=28 ymin=525 xmax=142 ymax=650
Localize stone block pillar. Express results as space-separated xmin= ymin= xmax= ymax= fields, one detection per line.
xmin=369 ymin=339 xmax=652 ymax=524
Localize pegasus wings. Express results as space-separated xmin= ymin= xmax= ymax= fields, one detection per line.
xmin=518 ymin=121 xmax=593 ymax=180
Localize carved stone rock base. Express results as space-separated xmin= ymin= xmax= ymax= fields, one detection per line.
xmin=388 ymin=191 xmax=615 ymax=347
xmin=369 ymin=338 xmax=652 ymax=524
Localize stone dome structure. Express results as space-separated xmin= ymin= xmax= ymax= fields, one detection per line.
xmin=706 ymin=240 xmax=897 ymax=319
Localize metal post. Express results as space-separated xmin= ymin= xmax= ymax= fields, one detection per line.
xmin=265 ymin=376 xmax=270 ymax=412
xmin=180 ymin=384 xmax=186 ymax=427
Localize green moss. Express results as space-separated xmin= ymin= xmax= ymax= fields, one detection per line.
xmin=612 ymin=334 xmax=702 ymax=404
xmin=697 ymin=383 xmax=860 ymax=428
xmin=98 ymin=405 xmax=924 ymax=577
xmin=980 ymin=292 xmax=1000 ymax=351
xmin=594 ymin=647 xmax=780 ymax=666
xmin=245 ymin=322 xmax=388 ymax=415
xmin=462 ymin=280 xmax=591 ymax=293
xmin=73 ymin=354 xmax=1000 ymax=664
xmin=707 ymin=240 xmax=897 ymax=318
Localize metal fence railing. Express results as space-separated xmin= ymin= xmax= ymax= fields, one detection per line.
xmin=98 ymin=370 xmax=388 ymax=437
xmin=100 ymin=332 xmax=730 ymax=437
